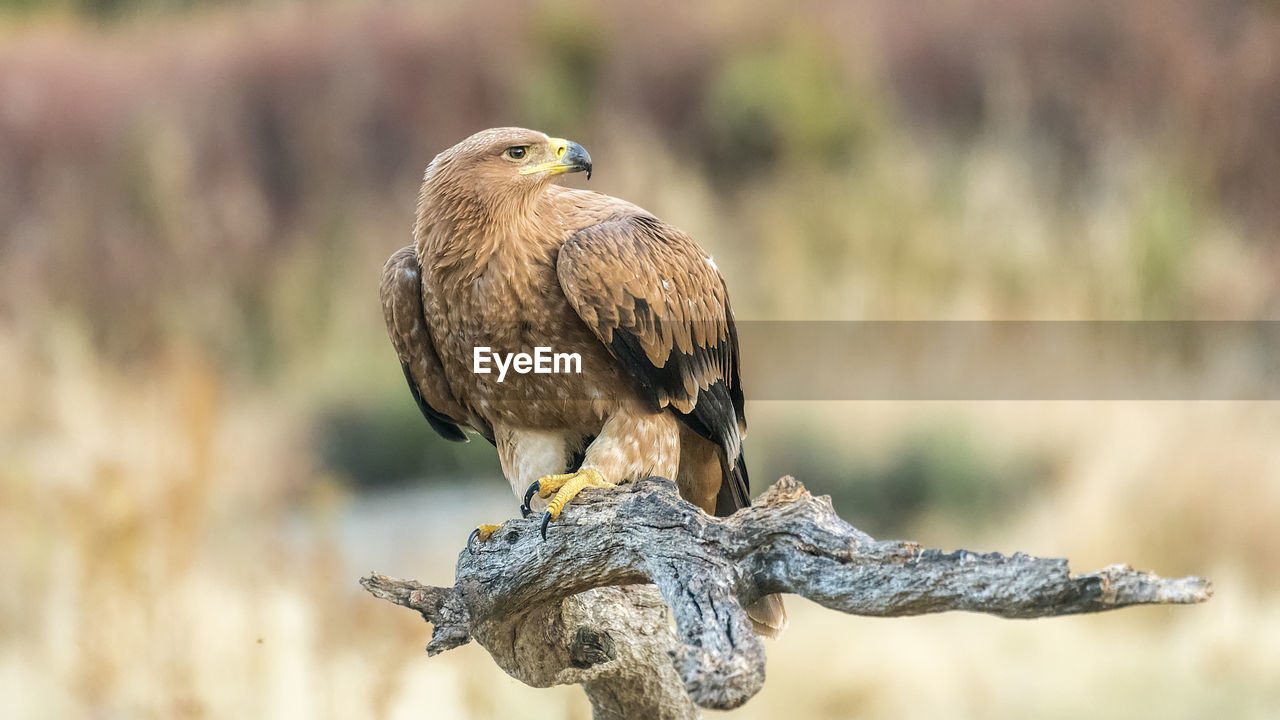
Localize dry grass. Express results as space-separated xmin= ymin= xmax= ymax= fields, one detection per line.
xmin=2 ymin=1 xmax=1279 ymax=717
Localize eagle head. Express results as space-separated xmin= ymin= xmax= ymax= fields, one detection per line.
xmin=426 ymin=127 xmax=592 ymax=205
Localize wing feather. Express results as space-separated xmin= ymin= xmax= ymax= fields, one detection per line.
xmin=380 ymin=246 xmax=491 ymax=444
xmin=556 ymin=215 xmax=750 ymax=511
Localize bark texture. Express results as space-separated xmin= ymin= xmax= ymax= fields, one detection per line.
xmin=361 ymin=476 xmax=1211 ymax=718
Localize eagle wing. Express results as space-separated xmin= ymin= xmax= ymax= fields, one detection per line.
xmin=380 ymin=245 xmax=490 ymax=444
xmin=556 ymin=214 xmax=749 ymax=512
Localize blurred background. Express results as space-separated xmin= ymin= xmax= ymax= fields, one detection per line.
xmin=2 ymin=0 xmax=1278 ymax=717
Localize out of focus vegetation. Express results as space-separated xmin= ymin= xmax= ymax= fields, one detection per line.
xmin=2 ymin=1 xmax=1278 ymax=718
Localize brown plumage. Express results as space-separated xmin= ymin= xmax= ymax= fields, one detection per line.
xmin=379 ymin=127 xmax=785 ymax=636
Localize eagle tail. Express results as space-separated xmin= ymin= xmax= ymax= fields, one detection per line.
xmin=746 ymin=593 xmax=789 ymax=639
xmin=712 ymin=448 xmax=789 ymax=638
xmin=712 ymin=447 xmax=750 ymax=516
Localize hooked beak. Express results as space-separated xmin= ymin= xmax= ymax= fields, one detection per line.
xmin=519 ymin=138 xmax=593 ymax=180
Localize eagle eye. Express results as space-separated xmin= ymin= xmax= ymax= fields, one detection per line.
xmin=504 ymin=146 xmax=528 ymax=160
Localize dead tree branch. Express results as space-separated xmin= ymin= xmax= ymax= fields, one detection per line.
xmin=361 ymin=476 xmax=1211 ymax=718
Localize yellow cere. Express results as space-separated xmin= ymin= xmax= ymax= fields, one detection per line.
xmin=519 ymin=137 xmax=574 ymax=175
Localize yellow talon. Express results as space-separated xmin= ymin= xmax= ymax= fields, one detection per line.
xmin=538 ymin=468 xmax=613 ymax=519
xmin=467 ymin=523 xmax=503 ymax=553
xmin=528 ymin=468 xmax=614 ymax=539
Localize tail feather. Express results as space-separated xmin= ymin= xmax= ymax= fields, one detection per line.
xmin=746 ymin=593 xmax=789 ymax=638
xmin=713 ymin=447 xmax=750 ymax=517
xmin=713 ymin=448 xmax=787 ymax=639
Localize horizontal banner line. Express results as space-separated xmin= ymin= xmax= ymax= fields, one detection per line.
xmin=732 ymin=321 xmax=1280 ymax=400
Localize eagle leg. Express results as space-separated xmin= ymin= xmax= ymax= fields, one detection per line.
xmin=466 ymin=523 xmax=504 ymax=554
xmin=524 ymin=468 xmax=613 ymax=539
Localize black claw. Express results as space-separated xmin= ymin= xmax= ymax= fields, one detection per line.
xmin=523 ymin=480 xmax=541 ymax=511
xmin=466 ymin=527 xmax=481 ymax=554
xmin=520 ymin=504 xmax=531 ymax=518
xmin=540 ymin=511 xmax=552 ymax=541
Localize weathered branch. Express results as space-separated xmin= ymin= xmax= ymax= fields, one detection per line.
xmin=362 ymin=476 xmax=1210 ymax=717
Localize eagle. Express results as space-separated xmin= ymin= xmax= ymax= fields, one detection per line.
xmin=379 ymin=127 xmax=786 ymax=636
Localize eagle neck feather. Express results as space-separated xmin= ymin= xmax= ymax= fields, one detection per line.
xmin=415 ymin=179 xmax=561 ymax=284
